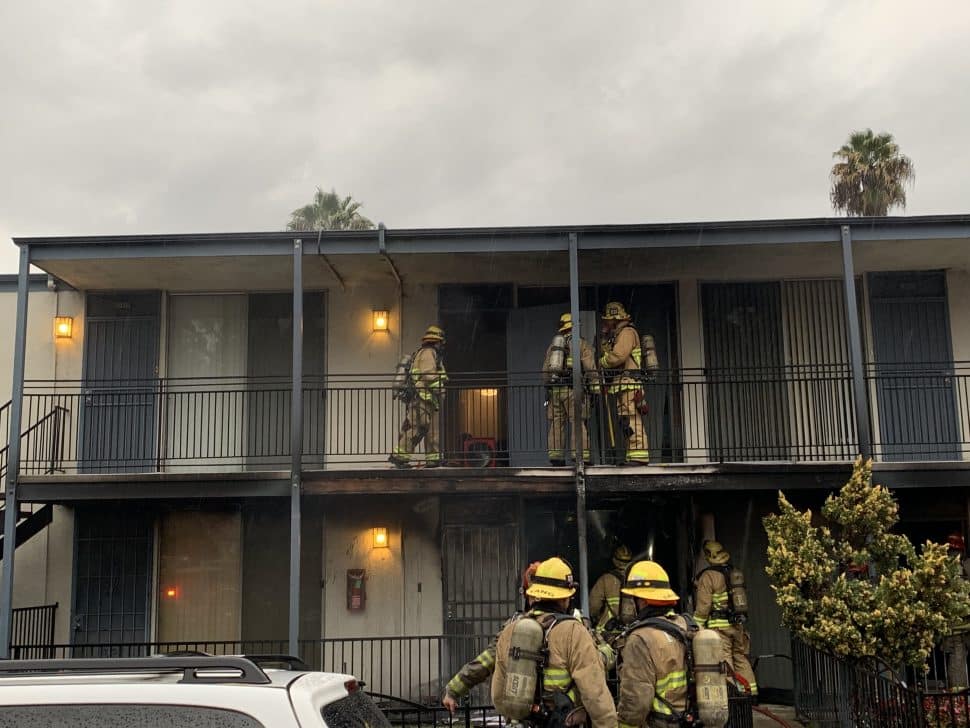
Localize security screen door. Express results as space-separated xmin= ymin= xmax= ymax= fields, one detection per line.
xmin=869 ymin=271 xmax=959 ymax=461
xmin=80 ymin=293 xmax=160 ymax=473
xmin=72 ymin=507 xmax=153 ymax=650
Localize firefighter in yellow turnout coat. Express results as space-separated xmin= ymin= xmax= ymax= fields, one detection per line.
xmin=599 ymin=302 xmax=649 ymax=465
xmin=390 ymin=325 xmax=448 ymax=468
xmin=694 ymin=540 xmax=757 ymax=697
xmin=616 ymin=560 xmax=691 ymax=728
xmin=544 ymin=313 xmax=597 ymax=465
xmin=492 ymin=557 xmax=617 ymax=728
xmin=590 ymin=545 xmax=633 ymax=632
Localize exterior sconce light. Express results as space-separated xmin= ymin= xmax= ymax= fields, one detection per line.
xmin=372 ymin=309 xmax=389 ymax=333
xmin=164 ymin=586 xmax=179 ymax=599
xmin=372 ymin=527 xmax=389 ymax=549
xmin=54 ymin=316 xmax=74 ymax=339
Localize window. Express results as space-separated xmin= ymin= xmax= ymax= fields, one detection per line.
xmin=0 ymin=704 xmax=265 ymax=728
xmin=320 ymin=692 xmax=391 ymax=728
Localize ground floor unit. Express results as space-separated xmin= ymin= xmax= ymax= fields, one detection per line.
xmin=6 ymin=476 xmax=968 ymax=704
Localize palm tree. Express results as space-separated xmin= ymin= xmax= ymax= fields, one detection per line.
xmin=286 ymin=187 xmax=375 ymax=231
xmin=830 ymin=130 xmax=915 ymax=216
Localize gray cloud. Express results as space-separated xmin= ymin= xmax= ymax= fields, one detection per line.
xmin=2 ymin=0 xmax=969 ymax=271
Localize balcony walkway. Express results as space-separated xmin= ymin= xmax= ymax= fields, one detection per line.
xmin=12 ymin=459 xmax=970 ymax=501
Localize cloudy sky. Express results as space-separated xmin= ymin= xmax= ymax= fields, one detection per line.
xmin=2 ymin=0 xmax=968 ymax=272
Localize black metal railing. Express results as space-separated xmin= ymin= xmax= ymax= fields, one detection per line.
xmin=27 ymin=632 xmax=753 ymax=724
xmin=793 ymin=639 xmax=970 ymax=727
xmin=9 ymin=603 xmax=58 ymax=659
xmin=1 ymin=399 xmax=67 ymax=481
xmin=15 ymin=364 xmax=970 ymax=474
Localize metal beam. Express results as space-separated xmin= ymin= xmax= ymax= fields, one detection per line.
xmin=289 ymin=238 xmax=304 ymax=655
xmin=568 ymin=233 xmax=591 ymax=617
xmin=378 ymin=223 xmax=404 ymax=288
xmin=0 ymin=245 xmax=31 ymax=658
xmin=840 ymin=226 xmax=873 ymax=459
xmin=20 ymin=215 xmax=970 ymax=262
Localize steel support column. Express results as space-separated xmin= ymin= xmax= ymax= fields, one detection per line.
xmin=0 ymin=245 xmax=31 ymax=657
xmin=568 ymin=233 xmax=591 ymax=617
xmin=840 ymin=225 xmax=873 ymax=459
xmin=289 ymin=239 xmax=304 ymax=655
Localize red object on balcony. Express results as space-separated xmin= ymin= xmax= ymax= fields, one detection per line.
xmin=463 ymin=438 xmax=497 ymax=468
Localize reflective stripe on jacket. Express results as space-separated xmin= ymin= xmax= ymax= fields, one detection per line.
xmin=411 ymin=345 xmax=447 ymax=405
xmin=492 ymin=609 xmax=617 ymax=728
xmin=599 ymin=324 xmax=641 ymax=393
xmin=617 ymin=613 xmax=689 ymax=727
xmin=694 ymin=568 xmax=731 ymax=629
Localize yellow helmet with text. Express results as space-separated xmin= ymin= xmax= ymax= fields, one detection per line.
xmin=612 ymin=544 xmax=633 ymax=570
xmin=525 ymin=557 xmax=578 ymax=600
xmin=703 ymin=540 xmax=731 ymax=566
xmin=621 ymin=560 xmax=679 ymax=605
xmin=602 ymin=301 xmax=630 ymax=321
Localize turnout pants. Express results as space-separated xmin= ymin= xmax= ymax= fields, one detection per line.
xmin=547 ymin=386 xmax=589 ymax=462
xmin=615 ymin=375 xmax=649 ymax=463
xmin=717 ymin=624 xmax=758 ymax=696
xmin=394 ymin=399 xmax=441 ymax=464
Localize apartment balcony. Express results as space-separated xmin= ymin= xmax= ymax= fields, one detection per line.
xmin=8 ymin=362 xmax=970 ymax=498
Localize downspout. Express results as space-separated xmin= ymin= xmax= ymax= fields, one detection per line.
xmin=378 ymin=223 xmax=405 ymax=357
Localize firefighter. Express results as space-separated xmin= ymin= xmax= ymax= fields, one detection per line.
xmin=598 ymin=302 xmax=649 ymax=465
xmin=492 ymin=556 xmax=617 ymax=727
xmin=590 ymin=545 xmax=634 ymax=633
xmin=389 ymin=325 xmax=448 ymax=468
xmin=942 ymin=533 xmax=970 ymax=687
xmin=616 ymin=560 xmax=691 ymax=728
xmin=694 ymin=540 xmax=757 ymax=698
xmin=543 ymin=313 xmax=597 ymax=466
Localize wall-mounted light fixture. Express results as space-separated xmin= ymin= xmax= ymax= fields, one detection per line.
xmin=372 ymin=309 xmax=389 ymax=333
xmin=372 ymin=527 xmax=389 ymax=549
xmin=164 ymin=586 xmax=179 ymax=599
xmin=54 ymin=316 xmax=74 ymax=339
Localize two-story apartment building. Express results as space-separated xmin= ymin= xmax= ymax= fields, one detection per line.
xmin=2 ymin=215 xmax=969 ymax=701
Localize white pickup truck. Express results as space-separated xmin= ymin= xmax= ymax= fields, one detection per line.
xmin=0 ymin=655 xmax=392 ymax=727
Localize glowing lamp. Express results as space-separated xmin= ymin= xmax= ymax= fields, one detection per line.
xmin=372 ymin=309 xmax=389 ymax=332
xmin=372 ymin=527 xmax=389 ymax=549
xmin=54 ymin=316 xmax=73 ymax=339
xmin=164 ymin=587 xmax=179 ymax=599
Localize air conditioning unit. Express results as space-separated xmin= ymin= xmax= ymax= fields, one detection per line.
xmin=463 ymin=437 xmax=497 ymax=468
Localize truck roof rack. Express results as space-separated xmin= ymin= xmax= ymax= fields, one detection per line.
xmin=0 ymin=656 xmax=271 ymax=685
xmin=239 ymin=654 xmax=310 ymax=671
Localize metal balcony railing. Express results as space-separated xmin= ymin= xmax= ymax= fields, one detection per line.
xmin=12 ymin=364 xmax=970 ymax=475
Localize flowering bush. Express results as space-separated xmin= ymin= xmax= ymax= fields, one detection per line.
xmin=764 ymin=458 xmax=970 ymax=668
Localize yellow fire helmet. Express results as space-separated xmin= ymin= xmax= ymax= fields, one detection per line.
xmin=703 ymin=540 xmax=731 ymax=566
xmin=525 ymin=557 xmax=578 ymax=600
xmin=558 ymin=313 xmax=573 ymax=333
xmin=422 ymin=325 xmax=445 ymax=343
xmin=602 ymin=301 xmax=630 ymax=321
xmin=612 ymin=544 xmax=633 ymax=570
xmin=621 ymin=560 xmax=679 ymax=605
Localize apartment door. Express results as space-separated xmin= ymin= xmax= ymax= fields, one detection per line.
xmin=441 ymin=498 xmax=520 ymax=697
xmin=245 ymin=293 xmax=326 ymax=468
xmin=72 ymin=507 xmax=153 ymax=651
xmin=80 ymin=293 xmax=160 ymax=472
xmin=702 ymin=282 xmax=790 ymax=461
xmin=506 ymin=304 xmax=596 ymax=467
xmin=869 ymin=272 xmax=959 ymax=461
